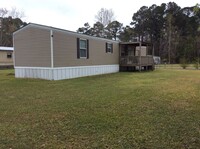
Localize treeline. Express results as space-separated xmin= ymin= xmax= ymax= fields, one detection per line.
xmin=0 ymin=8 xmax=27 ymax=47
xmin=77 ymin=2 xmax=200 ymax=63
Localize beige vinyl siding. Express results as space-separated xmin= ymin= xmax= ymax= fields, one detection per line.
xmin=53 ymin=31 xmax=119 ymax=67
xmin=14 ymin=26 xmax=51 ymax=67
xmin=0 ymin=51 xmax=13 ymax=64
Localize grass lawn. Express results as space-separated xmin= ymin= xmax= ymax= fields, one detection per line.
xmin=0 ymin=69 xmax=200 ymax=148
xmin=155 ymin=64 xmax=198 ymax=70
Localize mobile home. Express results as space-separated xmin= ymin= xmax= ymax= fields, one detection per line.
xmin=13 ymin=23 xmax=154 ymax=80
xmin=14 ymin=23 xmax=119 ymax=80
xmin=0 ymin=46 xmax=14 ymax=67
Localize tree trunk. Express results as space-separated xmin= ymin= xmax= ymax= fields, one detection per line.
xmin=168 ymin=14 xmax=172 ymax=64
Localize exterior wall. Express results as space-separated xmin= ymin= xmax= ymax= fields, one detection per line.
xmin=14 ymin=24 xmax=119 ymax=68
xmin=15 ymin=64 xmax=119 ymax=80
xmin=14 ymin=26 xmax=51 ymax=67
xmin=136 ymin=46 xmax=147 ymax=56
xmin=53 ymin=30 xmax=119 ymax=67
xmin=0 ymin=51 xmax=13 ymax=64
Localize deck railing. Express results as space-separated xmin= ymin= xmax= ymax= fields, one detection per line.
xmin=120 ymin=56 xmax=154 ymax=66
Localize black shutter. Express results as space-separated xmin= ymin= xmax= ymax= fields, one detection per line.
xmin=77 ymin=38 xmax=80 ymax=59
xmin=87 ymin=39 xmax=89 ymax=59
xmin=111 ymin=43 xmax=113 ymax=53
xmin=106 ymin=42 xmax=108 ymax=53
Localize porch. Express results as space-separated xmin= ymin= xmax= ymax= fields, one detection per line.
xmin=119 ymin=42 xmax=154 ymax=71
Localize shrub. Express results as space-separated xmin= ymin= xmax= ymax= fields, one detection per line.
xmin=180 ymin=57 xmax=188 ymax=69
xmin=193 ymin=58 xmax=199 ymax=70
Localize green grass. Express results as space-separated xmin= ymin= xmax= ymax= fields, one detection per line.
xmin=0 ymin=69 xmax=200 ymax=148
xmin=156 ymin=64 xmax=199 ymax=69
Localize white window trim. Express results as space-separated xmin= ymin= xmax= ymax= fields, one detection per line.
xmin=107 ymin=43 xmax=113 ymax=53
xmin=79 ymin=39 xmax=87 ymax=58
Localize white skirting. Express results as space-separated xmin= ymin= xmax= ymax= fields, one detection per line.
xmin=15 ymin=64 xmax=119 ymax=80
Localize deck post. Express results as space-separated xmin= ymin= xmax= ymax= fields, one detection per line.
xmin=153 ymin=45 xmax=155 ymax=56
xmin=139 ymin=41 xmax=142 ymax=72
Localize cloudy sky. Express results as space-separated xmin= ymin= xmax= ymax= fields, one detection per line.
xmin=1 ymin=0 xmax=199 ymax=31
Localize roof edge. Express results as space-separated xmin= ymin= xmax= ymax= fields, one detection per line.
xmin=0 ymin=46 xmax=14 ymax=51
xmin=13 ymin=23 xmax=119 ymax=43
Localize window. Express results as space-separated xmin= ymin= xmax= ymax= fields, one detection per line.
xmin=106 ymin=43 xmax=113 ymax=53
xmin=79 ymin=39 xmax=87 ymax=58
xmin=7 ymin=52 xmax=12 ymax=59
xmin=77 ymin=38 xmax=89 ymax=59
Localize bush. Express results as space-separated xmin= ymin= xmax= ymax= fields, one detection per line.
xmin=180 ymin=57 xmax=188 ymax=69
xmin=193 ymin=58 xmax=199 ymax=70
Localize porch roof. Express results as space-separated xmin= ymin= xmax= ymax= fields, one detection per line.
xmin=120 ymin=42 xmax=151 ymax=46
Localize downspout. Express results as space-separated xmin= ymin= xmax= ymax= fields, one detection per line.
xmin=50 ymin=30 xmax=54 ymax=80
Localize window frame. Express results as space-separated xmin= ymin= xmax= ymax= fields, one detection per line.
xmin=106 ymin=42 xmax=113 ymax=53
xmin=79 ymin=39 xmax=87 ymax=58
xmin=7 ymin=52 xmax=12 ymax=59
xmin=77 ymin=38 xmax=89 ymax=59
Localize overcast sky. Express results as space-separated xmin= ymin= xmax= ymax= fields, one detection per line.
xmin=1 ymin=0 xmax=199 ymax=31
